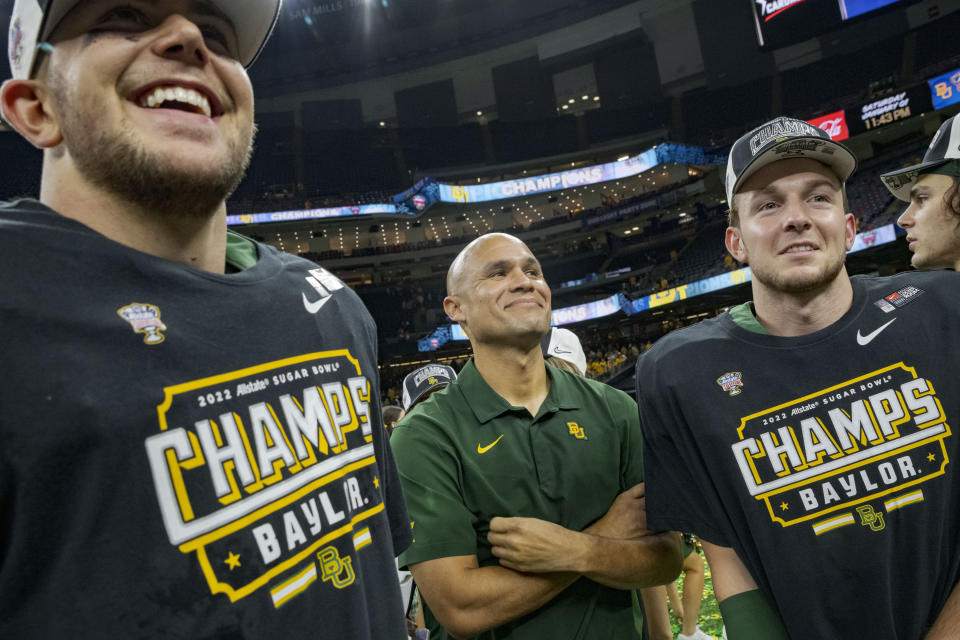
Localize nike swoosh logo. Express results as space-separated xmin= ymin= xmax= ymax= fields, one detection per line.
xmin=302 ymin=292 xmax=332 ymax=314
xmin=857 ymin=318 xmax=896 ymax=346
xmin=477 ymin=434 xmax=505 ymax=454
xmin=552 ymin=348 xmax=572 ymax=355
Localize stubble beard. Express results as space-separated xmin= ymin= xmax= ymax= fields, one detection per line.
xmin=51 ymin=73 xmax=254 ymax=220
xmin=751 ymin=250 xmax=847 ymax=295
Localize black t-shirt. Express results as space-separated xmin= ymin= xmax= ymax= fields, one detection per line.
xmin=0 ymin=200 xmax=411 ymax=639
xmin=637 ymin=272 xmax=960 ymax=639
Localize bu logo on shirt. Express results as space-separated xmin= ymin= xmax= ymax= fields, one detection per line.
xmin=317 ymin=546 xmax=355 ymax=589
xmin=567 ymin=422 xmax=587 ymax=440
xmin=855 ymin=505 xmax=885 ymax=532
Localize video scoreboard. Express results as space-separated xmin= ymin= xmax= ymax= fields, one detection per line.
xmin=752 ymin=0 xmax=904 ymax=48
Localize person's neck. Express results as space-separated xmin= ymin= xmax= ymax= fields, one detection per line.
xmin=473 ymin=343 xmax=550 ymax=417
xmin=41 ymin=177 xmax=228 ymax=274
xmin=752 ymin=271 xmax=855 ymax=336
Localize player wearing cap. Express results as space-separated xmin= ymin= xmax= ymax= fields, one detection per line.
xmin=395 ymin=363 xmax=459 ymax=636
xmin=390 ymin=232 xmax=681 ymax=639
xmin=541 ymin=326 xmax=588 ymax=376
xmin=402 ymin=363 xmax=459 ymax=412
xmin=636 ymin=116 xmax=960 ymax=639
xmin=882 ymin=114 xmax=960 ymax=271
xmin=0 ymin=1 xmax=410 ymax=637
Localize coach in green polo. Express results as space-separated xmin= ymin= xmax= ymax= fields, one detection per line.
xmin=390 ymin=233 xmax=681 ymax=639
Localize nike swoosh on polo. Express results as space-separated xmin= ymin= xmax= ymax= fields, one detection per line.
xmin=302 ymin=292 xmax=332 ymax=314
xmin=857 ymin=318 xmax=897 ymax=346
xmin=477 ymin=434 xmax=505 ymax=454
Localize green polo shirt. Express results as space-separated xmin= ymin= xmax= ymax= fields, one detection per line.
xmin=390 ymin=358 xmax=644 ymax=639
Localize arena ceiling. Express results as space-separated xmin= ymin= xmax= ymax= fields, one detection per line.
xmin=252 ymin=0 xmax=642 ymax=89
xmin=0 ymin=0 xmax=642 ymax=86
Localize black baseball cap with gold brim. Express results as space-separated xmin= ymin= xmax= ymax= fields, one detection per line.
xmin=880 ymin=115 xmax=960 ymax=202
xmin=725 ymin=116 xmax=858 ymax=204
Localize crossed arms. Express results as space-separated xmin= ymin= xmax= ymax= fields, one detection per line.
xmin=408 ymin=483 xmax=682 ymax=639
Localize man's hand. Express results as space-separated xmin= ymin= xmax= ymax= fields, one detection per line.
xmin=488 ymin=517 xmax=581 ymax=573
xmin=487 ymin=484 xmax=680 ymax=589
xmin=586 ymin=483 xmax=649 ymax=539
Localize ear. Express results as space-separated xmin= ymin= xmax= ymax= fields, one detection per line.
xmin=443 ymin=295 xmax=464 ymax=324
xmin=843 ymin=212 xmax=857 ymax=252
xmin=1 ymin=78 xmax=63 ymax=149
xmin=725 ymin=226 xmax=749 ymax=264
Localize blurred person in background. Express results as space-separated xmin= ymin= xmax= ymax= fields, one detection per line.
xmin=541 ymin=326 xmax=587 ymax=376
xmin=641 ymin=534 xmax=714 ymax=640
xmin=383 ymin=404 xmax=406 ymax=438
xmin=882 ymin=115 xmax=960 ymax=271
xmin=402 ymin=363 xmax=458 ymax=413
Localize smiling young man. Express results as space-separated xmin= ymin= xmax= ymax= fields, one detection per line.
xmin=389 ymin=233 xmax=680 ymax=639
xmin=636 ymin=117 xmax=960 ymax=639
xmin=882 ymin=114 xmax=960 ymax=271
xmin=0 ymin=1 xmax=411 ymax=637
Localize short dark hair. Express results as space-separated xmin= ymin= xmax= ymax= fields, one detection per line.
xmin=382 ymin=405 xmax=404 ymax=427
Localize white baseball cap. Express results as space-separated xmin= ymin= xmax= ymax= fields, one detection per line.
xmin=8 ymin=0 xmax=282 ymax=79
xmin=540 ymin=327 xmax=587 ymax=376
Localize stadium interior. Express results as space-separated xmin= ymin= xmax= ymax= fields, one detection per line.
xmin=2 ymin=0 xmax=959 ymax=405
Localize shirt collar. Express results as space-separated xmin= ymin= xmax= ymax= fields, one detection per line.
xmin=542 ymin=364 xmax=582 ymax=413
xmin=457 ymin=358 xmax=583 ymax=425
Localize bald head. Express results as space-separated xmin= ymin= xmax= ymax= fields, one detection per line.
xmin=442 ymin=233 xmax=551 ymax=349
xmin=446 ymin=233 xmax=529 ymax=297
